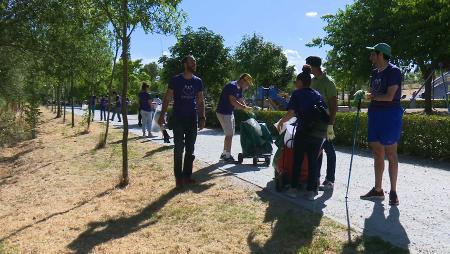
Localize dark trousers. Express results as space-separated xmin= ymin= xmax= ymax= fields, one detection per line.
xmin=292 ymin=132 xmax=323 ymax=191
xmin=173 ymin=117 xmax=197 ymax=180
xmin=100 ymin=108 xmax=107 ymax=121
xmin=162 ymin=129 xmax=170 ymax=142
xmin=89 ymin=105 xmax=95 ymax=120
xmin=111 ymin=107 xmax=121 ymax=121
xmin=317 ymin=140 xmax=336 ymax=182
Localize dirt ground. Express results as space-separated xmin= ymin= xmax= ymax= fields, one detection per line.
xmin=0 ymin=108 xmax=403 ymax=254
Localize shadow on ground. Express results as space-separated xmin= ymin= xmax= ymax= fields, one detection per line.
xmin=67 ymin=163 xmax=222 ymax=254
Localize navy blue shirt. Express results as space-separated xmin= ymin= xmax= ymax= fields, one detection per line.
xmin=216 ymin=81 xmax=242 ymax=115
xmin=139 ymin=91 xmax=153 ymax=112
xmin=370 ymin=63 xmax=402 ymax=109
xmin=169 ymin=74 xmax=203 ymax=118
xmin=115 ymin=95 xmax=121 ymax=108
xmin=288 ymin=88 xmax=328 ymax=135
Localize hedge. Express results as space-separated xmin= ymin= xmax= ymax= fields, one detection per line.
xmin=339 ymin=99 xmax=449 ymax=109
xmin=205 ymin=109 xmax=450 ymax=161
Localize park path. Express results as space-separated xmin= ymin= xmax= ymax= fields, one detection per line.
xmin=72 ymin=107 xmax=450 ymax=254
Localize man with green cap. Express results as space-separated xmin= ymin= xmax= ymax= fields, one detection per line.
xmin=360 ymin=43 xmax=402 ymax=206
xmin=305 ymin=56 xmax=337 ymax=191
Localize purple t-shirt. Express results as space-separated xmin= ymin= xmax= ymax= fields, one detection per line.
xmin=288 ymin=88 xmax=327 ymax=118
xmin=370 ymin=63 xmax=402 ymax=108
xmin=169 ymin=74 xmax=203 ymax=118
xmin=139 ymin=91 xmax=153 ymax=111
xmin=216 ymin=81 xmax=242 ymax=115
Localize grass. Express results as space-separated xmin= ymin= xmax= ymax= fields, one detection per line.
xmin=0 ymin=108 xmax=410 ymax=253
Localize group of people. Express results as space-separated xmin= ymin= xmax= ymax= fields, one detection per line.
xmin=108 ymin=42 xmax=403 ymax=206
xmin=88 ymin=92 xmax=128 ymax=122
xmin=275 ymin=43 xmax=402 ymax=204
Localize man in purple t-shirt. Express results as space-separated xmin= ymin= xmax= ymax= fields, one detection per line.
xmin=216 ymin=73 xmax=253 ymax=163
xmin=158 ymin=55 xmax=206 ymax=187
xmin=360 ymin=43 xmax=403 ymax=206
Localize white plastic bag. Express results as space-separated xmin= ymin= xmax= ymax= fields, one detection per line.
xmin=244 ymin=118 xmax=262 ymax=136
xmin=151 ymin=105 xmax=162 ymax=132
xmin=274 ymin=117 xmax=297 ymax=134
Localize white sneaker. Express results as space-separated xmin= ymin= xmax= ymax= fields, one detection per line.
xmin=318 ymin=180 xmax=334 ymax=191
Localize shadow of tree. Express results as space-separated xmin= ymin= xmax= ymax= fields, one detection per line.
xmin=0 ymin=187 xmax=115 ymax=242
xmin=67 ymin=163 xmax=220 ymax=254
xmin=143 ymin=145 xmax=174 ymax=158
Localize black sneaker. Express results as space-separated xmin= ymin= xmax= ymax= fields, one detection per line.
xmin=223 ymin=156 xmax=236 ymax=164
xmin=360 ymin=187 xmax=385 ymax=200
xmin=389 ymin=191 xmax=399 ymax=206
xmin=220 ymin=153 xmax=226 ymax=160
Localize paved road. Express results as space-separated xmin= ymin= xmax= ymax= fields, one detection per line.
xmin=71 ymin=107 xmax=450 ymax=253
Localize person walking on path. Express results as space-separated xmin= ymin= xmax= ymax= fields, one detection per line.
xmin=110 ymin=91 xmax=122 ymax=122
xmin=276 ymin=65 xmax=329 ymax=200
xmin=360 ymin=43 xmax=403 ymax=206
xmin=158 ymin=55 xmax=206 ymax=188
xmin=306 ymin=56 xmax=338 ymax=191
xmin=216 ymin=73 xmax=253 ymax=163
xmin=89 ymin=93 xmax=97 ymax=121
xmin=99 ymin=95 xmax=108 ymax=121
xmin=139 ymin=82 xmax=155 ymax=137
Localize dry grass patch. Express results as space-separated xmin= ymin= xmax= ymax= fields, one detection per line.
xmin=0 ymin=108 xmax=407 ymax=254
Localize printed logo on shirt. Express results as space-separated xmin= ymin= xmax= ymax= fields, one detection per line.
xmin=182 ymin=84 xmax=195 ymax=99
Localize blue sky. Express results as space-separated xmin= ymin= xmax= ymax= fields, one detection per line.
xmin=130 ymin=0 xmax=354 ymax=72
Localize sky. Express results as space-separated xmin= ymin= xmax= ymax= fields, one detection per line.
xmin=130 ymin=0 xmax=354 ymax=72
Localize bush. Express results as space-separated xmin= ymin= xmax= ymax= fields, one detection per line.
xmin=339 ymin=99 xmax=449 ymax=109
xmin=206 ymin=109 xmax=450 ymax=161
xmin=0 ymin=107 xmax=32 ymax=147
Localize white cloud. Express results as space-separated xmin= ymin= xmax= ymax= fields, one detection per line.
xmin=283 ymin=49 xmax=303 ymax=73
xmin=305 ymin=11 xmax=318 ymax=17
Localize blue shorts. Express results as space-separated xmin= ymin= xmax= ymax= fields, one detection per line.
xmin=368 ymin=106 xmax=403 ymax=145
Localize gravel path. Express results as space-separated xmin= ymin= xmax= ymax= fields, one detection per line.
xmin=72 ymin=107 xmax=450 ymax=253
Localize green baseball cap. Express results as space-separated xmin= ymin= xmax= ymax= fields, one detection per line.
xmin=366 ymin=43 xmax=392 ymax=57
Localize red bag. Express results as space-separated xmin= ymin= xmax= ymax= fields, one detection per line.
xmin=277 ymin=147 xmax=308 ymax=183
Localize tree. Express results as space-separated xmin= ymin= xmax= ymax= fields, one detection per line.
xmin=142 ymin=62 xmax=160 ymax=84
xmin=160 ymin=27 xmax=232 ymax=104
xmin=96 ymin=0 xmax=185 ymax=187
xmin=234 ymin=34 xmax=295 ymax=90
xmin=309 ymin=0 xmax=450 ymax=113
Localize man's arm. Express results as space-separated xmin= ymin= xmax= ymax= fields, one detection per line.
xmin=160 ymin=89 xmax=173 ymax=115
xmin=196 ymin=91 xmax=206 ymax=118
xmin=229 ymin=95 xmax=250 ymax=110
xmin=372 ymin=85 xmax=399 ymax=101
xmin=328 ymin=96 xmax=338 ymax=125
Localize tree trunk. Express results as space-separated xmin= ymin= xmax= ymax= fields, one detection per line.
xmin=103 ymin=40 xmax=120 ymax=145
xmin=120 ymin=0 xmax=129 ymax=187
xmin=422 ymin=66 xmax=433 ymax=114
xmin=71 ymin=76 xmax=75 ymax=128
xmin=56 ymin=84 xmax=61 ymax=118
xmin=63 ymin=84 xmax=66 ymax=123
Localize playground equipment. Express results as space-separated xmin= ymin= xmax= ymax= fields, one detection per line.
xmin=254 ymin=86 xmax=289 ymax=110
